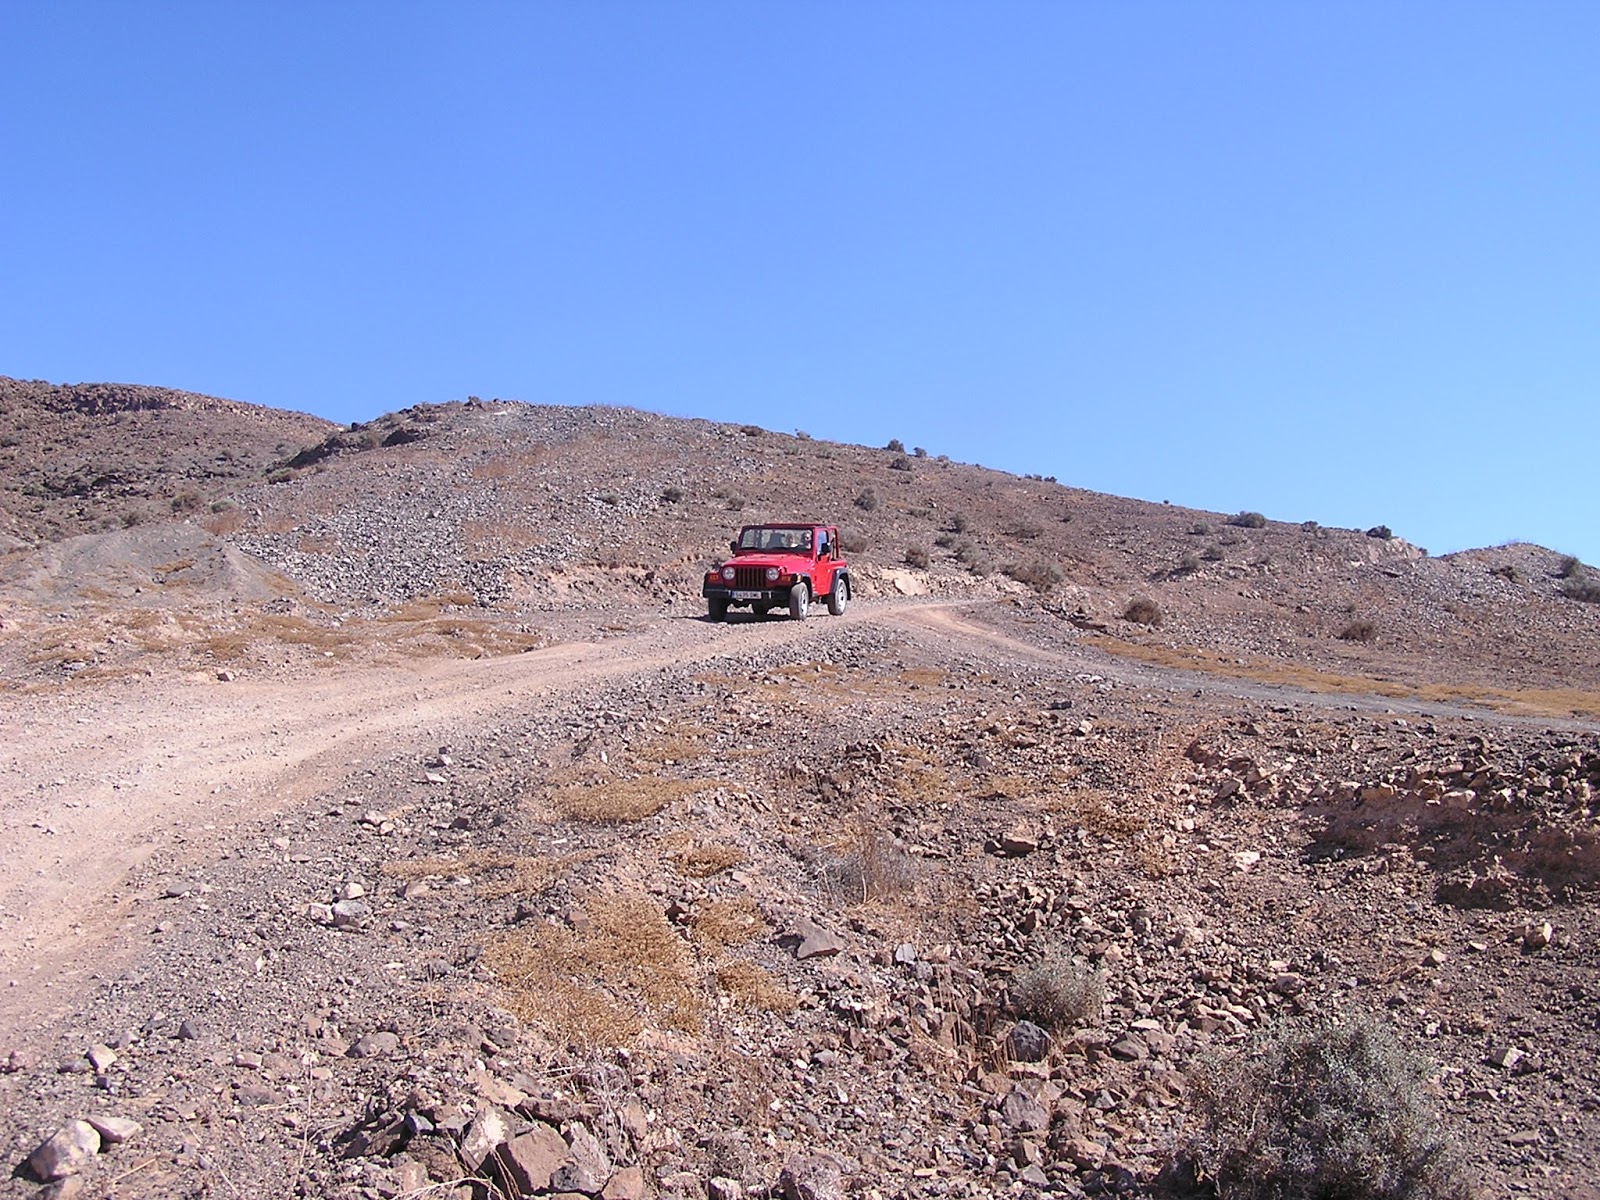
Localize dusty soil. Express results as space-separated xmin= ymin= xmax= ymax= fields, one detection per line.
xmin=3 ymin=380 xmax=1600 ymax=1200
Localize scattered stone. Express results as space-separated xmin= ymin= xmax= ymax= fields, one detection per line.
xmin=1108 ymin=1034 xmax=1150 ymax=1062
xmin=1522 ymin=922 xmax=1553 ymax=950
xmin=496 ymin=1122 xmax=571 ymax=1194
xmin=786 ymin=918 xmax=847 ymax=960
xmin=28 ymin=1122 xmax=100 ymax=1181
xmin=1507 ymin=1129 xmax=1543 ymax=1147
xmin=459 ymin=1106 xmax=512 ymax=1172
xmin=998 ymin=826 xmax=1039 ymax=856
xmin=893 ymin=943 xmax=917 ymax=966
xmin=84 ymin=1115 xmax=141 ymax=1145
xmin=331 ymin=898 xmax=372 ymax=928
xmin=86 ymin=1043 xmax=118 ymax=1073
xmin=1488 ymin=1045 xmax=1526 ymax=1071
xmin=348 ymin=1031 xmax=401 ymax=1059
xmin=1006 ymin=1021 xmax=1051 ymax=1063
xmin=176 ymin=1018 xmax=204 ymax=1041
xmin=550 ymin=1123 xmax=611 ymax=1193
xmin=779 ymin=1154 xmax=845 ymax=1200
xmin=1000 ymin=1086 xmax=1049 ymax=1133
xmin=602 ymin=1166 xmax=649 ymax=1200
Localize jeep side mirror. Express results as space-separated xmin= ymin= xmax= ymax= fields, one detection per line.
xmin=729 ymin=540 xmax=739 ymax=553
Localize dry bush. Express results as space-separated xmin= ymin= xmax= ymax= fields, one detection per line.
xmin=1557 ymin=554 xmax=1583 ymax=579
xmin=1123 ymin=597 xmax=1164 ymax=626
xmin=1181 ymin=1014 xmax=1468 ymax=1200
xmin=904 ymin=546 xmax=931 ymax=569
xmin=383 ymin=849 xmax=580 ymax=899
xmin=1003 ymin=560 xmax=1064 ymax=591
xmin=854 ymin=488 xmax=879 ymax=512
xmin=717 ymin=962 xmax=797 ymax=1013
xmin=1229 ymin=510 xmax=1268 ymax=529
xmin=484 ymin=892 xmax=701 ymax=1046
xmin=1010 ymin=955 xmax=1104 ymax=1030
xmin=676 ymin=844 xmax=746 ymax=878
xmin=1338 ymin=619 xmax=1379 ymax=643
xmin=469 ymin=446 xmax=547 ymax=481
xmin=201 ymin=508 xmax=244 ymax=535
xmin=1563 ymin=575 xmax=1600 ymax=603
xmin=689 ymin=896 xmax=766 ymax=949
xmin=819 ymin=818 xmax=917 ymax=903
xmin=888 ymin=455 xmax=913 ymax=472
xmin=551 ymin=775 xmax=708 ymax=823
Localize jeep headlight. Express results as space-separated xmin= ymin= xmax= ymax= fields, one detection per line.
xmin=720 ymin=566 xmax=735 ymax=582
xmin=765 ymin=567 xmax=780 ymax=583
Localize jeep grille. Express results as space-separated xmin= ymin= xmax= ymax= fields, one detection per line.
xmin=734 ymin=566 xmax=768 ymax=590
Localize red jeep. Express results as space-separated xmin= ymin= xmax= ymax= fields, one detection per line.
xmin=703 ymin=523 xmax=851 ymax=621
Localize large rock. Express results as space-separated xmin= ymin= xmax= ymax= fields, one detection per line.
xmin=786 ymin=918 xmax=846 ymax=960
xmin=550 ymin=1123 xmax=611 ymax=1193
xmin=29 ymin=1122 xmax=101 ymax=1181
xmin=1006 ymin=1021 xmax=1051 ymax=1063
xmin=1000 ymin=1086 xmax=1049 ymax=1133
xmin=459 ymin=1105 xmax=512 ymax=1172
xmin=495 ymin=1122 xmax=571 ymax=1193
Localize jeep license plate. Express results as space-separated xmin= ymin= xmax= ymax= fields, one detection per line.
xmin=733 ymin=590 xmax=763 ymax=600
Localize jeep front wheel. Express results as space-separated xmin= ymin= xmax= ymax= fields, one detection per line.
xmin=788 ymin=581 xmax=810 ymax=620
xmin=708 ymin=597 xmax=728 ymax=622
xmin=827 ymin=576 xmax=849 ymax=616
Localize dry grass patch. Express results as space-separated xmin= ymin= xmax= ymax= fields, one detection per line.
xmin=689 ymin=896 xmax=767 ymax=949
xmin=716 ymin=962 xmax=797 ymax=1013
xmin=819 ymin=817 xmax=917 ymax=904
xmin=485 ymin=892 xmax=702 ymax=1047
xmin=383 ymin=849 xmax=585 ymax=899
xmin=1087 ymin=636 xmax=1600 ymax=720
xmin=676 ymin=844 xmax=746 ymax=878
xmin=551 ymin=775 xmax=712 ymax=823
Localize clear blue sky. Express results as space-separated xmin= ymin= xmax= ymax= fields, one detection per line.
xmin=4 ymin=3 xmax=1597 ymax=563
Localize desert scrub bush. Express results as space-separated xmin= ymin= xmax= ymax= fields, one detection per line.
xmin=948 ymin=511 xmax=970 ymax=533
xmin=1229 ymin=510 xmax=1268 ymax=529
xmin=739 ymin=423 xmax=763 ymax=436
xmin=1180 ymin=1014 xmax=1467 ymax=1200
xmin=913 ymin=446 xmax=927 ymax=457
xmin=888 ymin=454 xmax=913 ymax=472
xmin=1010 ymin=955 xmax=1104 ymax=1030
xmin=1123 ymin=597 xmax=1164 ymax=626
xmin=1200 ymin=544 xmax=1225 ymax=562
xmin=1338 ymin=619 xmax=1378 ymax=643
xmin=1188 ymin=522 xmax=1211 ymax=535
xmin=1173 ymin=552 xmax=1201 ymax=576
xmin=838 ymin=528 xmax=868 ymax=553
xmin=953 ymin=539 xmax=981 ymax=565
xmin=934 ymin=532 xmax=957 ymax=549
xmin=1002 ymin=560 xmax=1064 ymax=591
xmin=1005 ymin=520 xmax=1044 ymax=540
xmin=854 ymin=487 xmax=879 ymax=512
xmin=1564 ymin=576 xmax=1600 ymax=604
xmin=819 ymin=818 xmax=916 ymax=903
xmin=660 ymin=485 xmax=684 ymax=503
xmin=1557 ymin=554 xmax=1583 ymax=579
xmin=904 ymin=546 xmax=931 ymax=569
xmin=885 ymin=437 xmax=905 ymax=452
xmin=1366 ymin=524 xmax=1394 ymax=539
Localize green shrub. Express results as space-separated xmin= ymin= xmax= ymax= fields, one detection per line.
xmin=1557 ymin=554 xmax=1583 ymax=579
xmin=1180 ymin=1014 xmax=1467 ymax=1200
xmin=885 ymin=438 xmax=905 ymax=453
xmin=1010 ymin=955 xmax=1103 ymax=1030
xmin=912 ymin=446 xmax=928 ymax=458
xmin=1229 ymin=511 xmax=1268 ymax=529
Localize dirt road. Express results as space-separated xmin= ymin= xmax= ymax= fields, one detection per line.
xmin=4 ymin=597 xmax=1591 ymax=1037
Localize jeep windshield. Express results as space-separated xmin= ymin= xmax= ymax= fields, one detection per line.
xmin=737 ymin=526 xmax=813 ymax=553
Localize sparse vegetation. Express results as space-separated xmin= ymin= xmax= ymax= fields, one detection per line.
xmin=1200 ymin=544 xmax=1225 ymax=561
xmin=660 ymin=485 xmax=684 ymax=503
xmin=1229 ymin=511 xmax=1268 ymax=529
xmin=1181 ymin=1014 xmax=1468 ymax=1200
xmin=1123 ymin=597 xmax=1164 ymax=626
xmin=1010 ymin=954 xmax=1104 ymax=1030
xmin=1367 ymin=524 xmax=1394 ymax=540
xmin=854 ymin=488 xmax=879 ymax=512
xmin=1564 ymin=576 xmax=1600 ymax=604
xmin=904 ymin=546 xmax=931 ymax=569
xmin=1189 ymin=522 xmax=1211 ymax=535
xmin=1338 ymin=619 xmax=1379 ymax=643
xmin=913 ymin=446 xmax=927 ymax=457
xmin=1002 ymin=560 xmax=1064 ymax=591
xmin=1557 ymin=554 xmax=1584 ymax=580
xmin=885 ymin=438 xmax=905 ymax=453
xmin=948 ymin=512 xmax=970 ymax=533
xmin=888 ymin=454 xmax=913 ymax=472
xmin=739 ymin=424 xmax=763 ymax=436
xmin=820 ymin=818 xmax=916 ymax=903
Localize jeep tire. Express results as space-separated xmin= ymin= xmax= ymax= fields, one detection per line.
xmin=708 ymin=597 xmax=728 ymax=622
xmin=789 ymin=581 xmax=810 ymax=620
xmin=827 ymin=576 xmax=849 ymax=616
